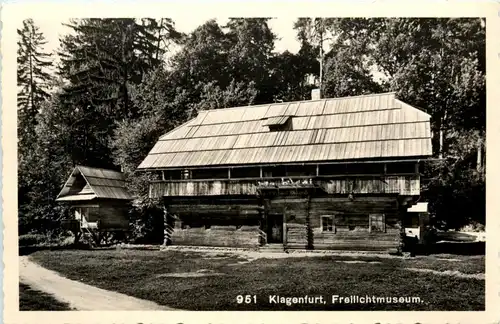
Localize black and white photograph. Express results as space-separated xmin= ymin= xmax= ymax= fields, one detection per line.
xmin=3 ymin=2 xmax=498 ymax=322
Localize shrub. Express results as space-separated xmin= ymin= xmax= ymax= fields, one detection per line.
xmin=460 ymin=221 xmax=485 ymax=232
xmin=19 ymin=233 xmax=49 ymax=246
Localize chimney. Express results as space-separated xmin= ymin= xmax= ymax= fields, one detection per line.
xmin=311 ymin=88 xmax=321 ymax=100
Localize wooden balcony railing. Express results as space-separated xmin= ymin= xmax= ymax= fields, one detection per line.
xmin=149 ymin=175 xmax=420 ymax=198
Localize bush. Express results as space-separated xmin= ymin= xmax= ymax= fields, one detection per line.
xmin=19 ymin=231 xmax=75 ymax=247
xmin=19 ymin=233 xmax=49 ymax=246
xmin=460 ymin=221 xmax=485 ymax=232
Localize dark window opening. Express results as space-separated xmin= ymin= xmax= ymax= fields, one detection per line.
xmin=320 ymin=163 xmax=386 ymax=176
xmin=262 ymin=166 xmax=287 ymax=178
xmin=345 ymin=163 xmax=384 ymax=175
xmin=321 ymin=215 xmax=335 ymax=232
xmin=231 ymin=167 xmax=261 ymax=179
xmin=191 ymin=168 xmax=228 ymax=179
xmin=163 ymin=170 xmax=183 ymax=180
xmin=386 ymin=162 xmax=417 ymax=174
xmin=285 ymin=165 xmax=316 ymax=177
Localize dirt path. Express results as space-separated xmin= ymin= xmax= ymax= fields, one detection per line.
xmin=19 ymin=256 xmax=174 ymax=311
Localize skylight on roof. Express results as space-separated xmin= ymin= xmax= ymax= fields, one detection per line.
xmin=262 ymin=116 xmax=291 ymax=127
xmin=263 ymin=115 xmax=292 ymax=131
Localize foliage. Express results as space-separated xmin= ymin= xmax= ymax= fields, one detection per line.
xmin=17 ymin=19 xmax=53 ymax=156
xmin=270 ymin=50 xmax=318 ymax=102
xmin=193 ymin=79 xmax=258 ymax=110
xmin=17 ymin=19 xmax=56 ymax=234
xmin=18 ymin=233 xmax=49 ymax=246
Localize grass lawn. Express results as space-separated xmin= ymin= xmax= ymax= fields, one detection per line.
xmin=19 ymin=283 xmax=72 ymax=311
xmin=29 ymin=249 xmax=484 ymax=311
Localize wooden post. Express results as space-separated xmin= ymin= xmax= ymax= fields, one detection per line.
xmin=282 ymin=208 xmax=287 ymax=249
xmin=260 ymin=167 xmax=263 ymax=178
xmin=163 ymin=206 xmax=170 ymax=246
xmin=74 ymin=231 xmax=81 ymax=246
xmin=316 ymin=164 xmax=319 ymax=176
xmin=228 ymin=168 xmax=231 ymax=179
xmin=306 ymin=194 xmax=313 ymax=250
xmin=419 ymin=212 xmax=430 ymax=245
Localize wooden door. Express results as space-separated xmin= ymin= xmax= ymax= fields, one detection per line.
xmin=267 ymin=213 xmax=283 ymax=243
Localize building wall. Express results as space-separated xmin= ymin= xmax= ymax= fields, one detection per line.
xmin=311 ymin=196 xmax=401 ymax=251
xmin=166 ymin=196 xmax=263 ymax=248
xmin=70 ymin=200 xmax=130 ymax=230
xmin=171 ymin=225 xmax=261 ymax=248
xmin=261 ymin=195 xmax=400 ymax=251
xmin=164 ymin=195 xmax=403 ymax=252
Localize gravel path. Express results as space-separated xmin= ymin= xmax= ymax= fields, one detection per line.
xmin=19 ymin=256 xmax=174 ymax=311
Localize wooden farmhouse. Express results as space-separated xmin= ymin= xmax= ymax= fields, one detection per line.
xmin=137 ymin=92 xmax=432 ymax=252
xmin=56 ymin=165 xmax=133 ymax=244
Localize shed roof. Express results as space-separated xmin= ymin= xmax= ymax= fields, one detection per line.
xmin=138 ymin=92 xmax=432 ymax=170
xmin=56 ymin=165 xmax=134 ymax=202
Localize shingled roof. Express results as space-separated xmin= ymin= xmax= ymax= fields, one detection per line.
xmin=138 ymin=92 xmax=432 ymax=170
xmin=56 ymin=165 xmax=133 ymax=201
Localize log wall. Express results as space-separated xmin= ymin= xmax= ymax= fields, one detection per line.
xmin=164 ymin=195 xmax=403 ymax=251
xmin=308 ymin=196 xmax=400 ymax=251
xmin=264 ymin=196 xmax=401 ymax=251
xmin=170 ymin=225 xmax=260 ymax=248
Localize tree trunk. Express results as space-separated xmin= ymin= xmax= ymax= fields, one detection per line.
xmin=319 ymin=25 xmax=324 ymax=94
xmin=476 ymin=135 xmax=482 ymax=172
xmin=438 ymin=111 xmax=447 ymax=159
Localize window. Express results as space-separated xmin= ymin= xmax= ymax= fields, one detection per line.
xmin=369 ymin=214 xmax=386 ymax=233
xmin=321 ymin=215 xmax=335 ymax=232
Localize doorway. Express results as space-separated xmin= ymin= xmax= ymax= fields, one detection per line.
xmin=267 ymin=213 xmax=284 ymax=243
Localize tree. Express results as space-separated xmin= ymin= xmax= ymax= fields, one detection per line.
xmin=18 ymin=94 xmax=73 ymax=235
xmin=17 ymin=19 xmax=56 ymax=235
xmin=193 ymin=79 xmax=258 ymax=111
xmin=294 ymin=18 xmax=337 ymax=91
xmin=270 ymin=50 xmax=318 ymax=102
xmin=225 ymin=18 xmax=277 ymax=103
xmin=17 ymin=19 xmax=53 ymax=158
xmin=168 ymin=20 xmax=231 ymax=93
xmin=56 ymin=18 xmax=183 ymax=167
xmin=111 ymin=66 xmax=194 ymax=243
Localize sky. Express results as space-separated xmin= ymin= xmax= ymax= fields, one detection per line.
xmin=38 ymin=17 xmax=304 ymax=56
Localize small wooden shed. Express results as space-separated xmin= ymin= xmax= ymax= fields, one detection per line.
xmin=56 ymin=165 xmax=133 ymax=244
